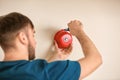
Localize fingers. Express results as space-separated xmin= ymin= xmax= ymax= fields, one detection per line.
xmin=54 ymin=40 xmax=59 ymax=50
xmin=68 ymin=20 xmax=82 ymax=26
xmin=54 ymin=40 xmax=62 ymax=53
xmin=54 ymin=40 xmax=73 ymax=55
xmin=54 ymin=40 xmax=63 ymax=53
xmin=64 ymin=44 xmax=73 ymax=54
xmin=67 ymin=20 xmax=83 ymax=36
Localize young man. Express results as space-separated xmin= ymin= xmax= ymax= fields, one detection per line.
xmin=0 ymin=12 xmax=102 ymax=80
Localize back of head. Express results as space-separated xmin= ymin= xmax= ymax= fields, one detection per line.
xmin=0 ymin=12 xmax=34 ymax=50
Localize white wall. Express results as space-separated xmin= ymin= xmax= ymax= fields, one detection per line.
xmin=0 ymin=0 xmax=120 ymax=79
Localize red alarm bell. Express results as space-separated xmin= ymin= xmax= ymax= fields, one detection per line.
xmin=54 ymin=28 xmax=72 ymax=48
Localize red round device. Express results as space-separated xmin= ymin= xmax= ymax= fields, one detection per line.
xmin=54 ymin=29 xmax=72 ymax=48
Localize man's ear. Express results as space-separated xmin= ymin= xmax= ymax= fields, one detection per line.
xmin=17 ymin=32 xmax=28 ymax=45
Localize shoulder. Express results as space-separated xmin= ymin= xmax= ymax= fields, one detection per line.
xmin=46 ymin=60 xmax=81 ymax=74
xmin=29 ymin=59 xmax=47 ymax=66
xmin=46 ymin=60 xmax=81 ymax=80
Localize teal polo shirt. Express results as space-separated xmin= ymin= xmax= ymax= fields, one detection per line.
xmin=0 ymin=59 xmax=81 ymax=80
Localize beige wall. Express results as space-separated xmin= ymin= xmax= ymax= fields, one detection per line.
xmin=0 ymin=0 xmax=120 ymax=79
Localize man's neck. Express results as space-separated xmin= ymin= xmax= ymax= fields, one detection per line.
xmin=4 ymin=54 xmax=28 ymax=61
xmin=3 ymin=49 xmax=28 ymax=61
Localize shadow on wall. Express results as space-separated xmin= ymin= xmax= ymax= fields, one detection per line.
xmin=36 ymin=25 xmax=59 ymax=59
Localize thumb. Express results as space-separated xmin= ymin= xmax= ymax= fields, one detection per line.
xmin=54 ymin=40 xmax=59 ymax=50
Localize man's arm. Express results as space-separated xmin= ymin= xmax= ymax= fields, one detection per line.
xmin=68 ymin=20 xmax=102 ymax=79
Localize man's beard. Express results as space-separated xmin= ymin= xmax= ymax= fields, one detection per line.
xmin=28 ymin=43 xmax=35 ymax=60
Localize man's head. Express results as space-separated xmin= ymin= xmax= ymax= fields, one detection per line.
xmin=0 ymin=12 xmax=36 ymax=60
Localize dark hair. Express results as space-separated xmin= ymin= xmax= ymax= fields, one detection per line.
xmin=0 ymin=12 xmax=34 ymax=49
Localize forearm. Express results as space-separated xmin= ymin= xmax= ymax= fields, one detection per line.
xmin=76 ymin=30 xmax=101 ymax=58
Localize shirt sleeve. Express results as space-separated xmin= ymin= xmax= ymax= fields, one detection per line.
xmin=46 ymin=60 xmax=81 ymax=80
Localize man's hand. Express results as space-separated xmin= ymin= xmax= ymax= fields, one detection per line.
xmin=68 ymin=20 xmax=83 ymax=36
xmin=47 ymin=41 xmax=72 ymax=62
